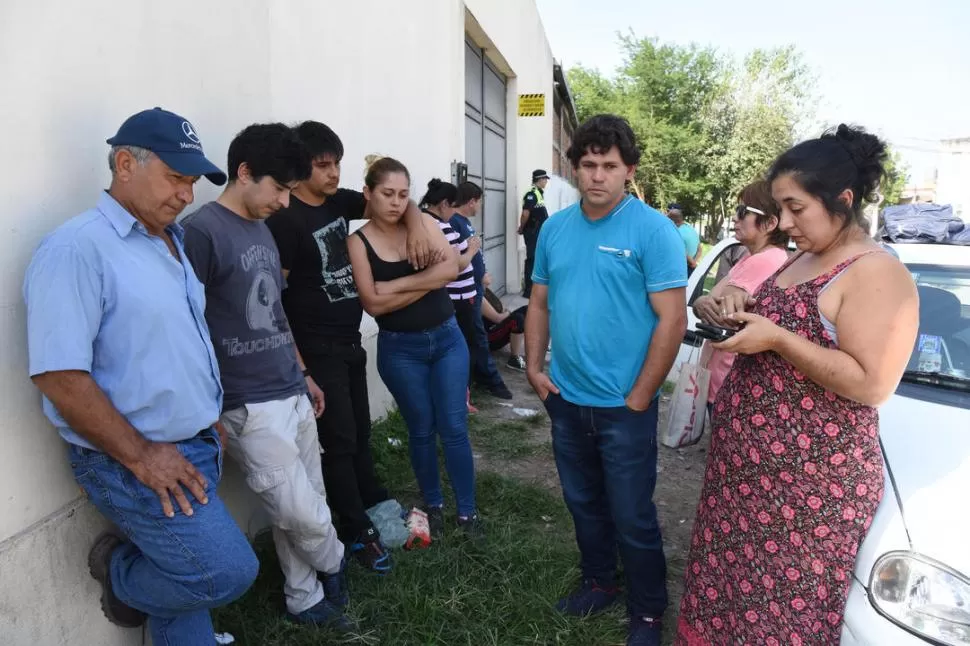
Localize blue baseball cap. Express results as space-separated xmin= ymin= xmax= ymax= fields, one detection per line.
xmin=106 ymin=107 xmax=227 ymax=185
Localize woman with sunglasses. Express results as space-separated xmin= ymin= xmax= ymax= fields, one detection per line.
xmin=692 ymin=180 xmax=790 ymax=405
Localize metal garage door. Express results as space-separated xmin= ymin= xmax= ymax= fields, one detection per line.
xmin=464 ymin=39 xmax=507 ymax=294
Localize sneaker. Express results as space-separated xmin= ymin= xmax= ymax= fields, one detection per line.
xmin=555 ymin=578 xmax=620 ymax=617
xmin=350 ymin=538 xmax=392 ymax=575
xmin=457 ymin=513 xmax=485 ymax=541
xmin=320 ymin=556 xmax=349 ymax=608
xmin=287 ymin=598 xmax=356 ymax=632
xmin=627 ymin=616 xmax=662 ymax=646
xmin=425 ymin=505 xmax=445 ymax=539
xmin=488 ymin=383 xmax=514 ymax=400
xmin=88 ymin=530 xmax=146 ymax=628
xmin=506 ymin=356 xmax=526 ymax=372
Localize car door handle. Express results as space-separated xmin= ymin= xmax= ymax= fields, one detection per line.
xmin=683 ymin=329 xmax=704 ymax=347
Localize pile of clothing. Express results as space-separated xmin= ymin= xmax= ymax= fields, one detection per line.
xmin=879 ymin=203 xmax=970 ymax=245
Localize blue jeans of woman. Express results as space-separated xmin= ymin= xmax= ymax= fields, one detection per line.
xmin=377 ymin=316 xmax=477 ymax=516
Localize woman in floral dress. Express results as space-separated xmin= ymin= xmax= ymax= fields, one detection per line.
xmin=676 ymin=125 xmax=919 ymax=645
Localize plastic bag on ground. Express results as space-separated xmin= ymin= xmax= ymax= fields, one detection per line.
xmin=366 ymin=499 xmax=409 ymax=548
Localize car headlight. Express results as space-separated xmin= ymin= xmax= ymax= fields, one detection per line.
xmin=870 ymin=551 xmax=970 ymax=645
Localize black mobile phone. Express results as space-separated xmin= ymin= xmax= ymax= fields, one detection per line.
xmin=694 ymin=322 xmax=740 ymax=342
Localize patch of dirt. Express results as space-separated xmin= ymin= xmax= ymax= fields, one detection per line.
xmin=470 ymin=321 xmax=709 ymax=640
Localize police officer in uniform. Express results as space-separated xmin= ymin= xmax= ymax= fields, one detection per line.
xmin=518 ymin=169 xmax=550 ymax=298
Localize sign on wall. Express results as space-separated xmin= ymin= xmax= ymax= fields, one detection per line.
xmin=517 ymin=93 xmax=545 ymax=117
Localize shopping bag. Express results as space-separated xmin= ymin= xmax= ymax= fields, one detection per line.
xmin=661 ymin=356 xmax=711 ymax=449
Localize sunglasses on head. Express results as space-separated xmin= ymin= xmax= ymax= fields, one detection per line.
xmin=735 ymin=203 xmax=766 ymax=219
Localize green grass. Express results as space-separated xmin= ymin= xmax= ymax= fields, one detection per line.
xmin=212 ymin=413 xmax=629 ymax=646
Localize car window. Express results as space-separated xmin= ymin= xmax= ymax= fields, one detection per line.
xmin=903 ymin=263 xmax=970 ymax=385
xmin=689 ymin=243 xmax=744 ymax=305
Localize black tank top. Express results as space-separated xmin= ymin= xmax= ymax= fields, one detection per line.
xmin=355 ymin=230 xmax=454 ymax=332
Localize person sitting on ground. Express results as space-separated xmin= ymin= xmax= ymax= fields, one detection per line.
xmin=480 ymin=275 xmax=527 ymax=371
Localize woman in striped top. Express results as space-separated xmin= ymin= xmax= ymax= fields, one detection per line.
xmin=420 ymin=179 xmax=481 ymax=399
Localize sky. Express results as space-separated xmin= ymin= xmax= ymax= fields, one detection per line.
xmin=535 ymin=0 xmax=970 ymax=184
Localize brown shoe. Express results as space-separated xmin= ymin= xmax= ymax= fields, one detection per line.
xmin=88 ymin=530 xmax=146 ymax=628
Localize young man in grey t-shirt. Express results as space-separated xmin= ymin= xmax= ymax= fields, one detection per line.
xmin=182 ymin=124 xmax=352 ymax=632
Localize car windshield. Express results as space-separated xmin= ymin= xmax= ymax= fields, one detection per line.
xmin=902 ymin=263 xmax=970 ymax=390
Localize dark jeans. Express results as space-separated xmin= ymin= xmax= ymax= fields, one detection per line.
xmin=523 ymin=230 xmax=539 ymax=296
xmin=544 ymin=393 xmax=668 ymax=618
xmin=471 ymin=287 xmax=505 ymax=389
xmin=453 ymin=298 xmax=479 ymax=389
xmin=303 ymin=340 xmax=389 ymax=543
xmin=69 ymin=429 xmax=259 ymax=644
xmin=377 ymin=316 xmax=477 ymax=516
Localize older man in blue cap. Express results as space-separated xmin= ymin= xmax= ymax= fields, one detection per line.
xmin=23 ymin=107 xmax=258 ymax=644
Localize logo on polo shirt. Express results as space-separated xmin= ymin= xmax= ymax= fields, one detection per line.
xmin=180 ymin=121 xmax=203 ymax=152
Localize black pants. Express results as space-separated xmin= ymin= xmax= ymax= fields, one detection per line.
xmin=302 ymin=340 xmax=389 ymax=543
xmin=523 ymin=230 xmax=539 ymax=296
xmin=453 ymin=298 xmax=478 ymax=388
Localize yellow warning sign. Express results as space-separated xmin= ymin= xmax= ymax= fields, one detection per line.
xmin=518 ymin=93 xmax=545 ymax=117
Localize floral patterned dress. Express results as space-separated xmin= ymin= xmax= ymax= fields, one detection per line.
xmin=676 ymin=253 xmax=885 ymax=645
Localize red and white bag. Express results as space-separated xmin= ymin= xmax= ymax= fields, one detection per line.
xmin=661 ymin=346 xmax=711 ymax=449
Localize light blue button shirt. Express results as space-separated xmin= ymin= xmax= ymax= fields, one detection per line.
xmin=24 ymin=192 xmax=223 ymax=449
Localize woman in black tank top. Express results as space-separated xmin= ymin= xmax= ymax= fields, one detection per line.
xmin=347 ymin=158 xmax=483 ymax=538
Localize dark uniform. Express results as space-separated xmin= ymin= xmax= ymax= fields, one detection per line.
xmin=521 ymin=183 xmax=549 ymax=297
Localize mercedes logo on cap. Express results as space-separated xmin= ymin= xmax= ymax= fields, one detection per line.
xmin=181 ymin=121 xmax=201 ymax=144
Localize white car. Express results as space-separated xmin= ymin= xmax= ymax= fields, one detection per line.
xmin=674 ymin=238 xmax=970 ymax=645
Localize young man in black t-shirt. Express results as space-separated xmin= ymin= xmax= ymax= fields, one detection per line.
xmin=267 ymin=121 xmax=436 ymax=574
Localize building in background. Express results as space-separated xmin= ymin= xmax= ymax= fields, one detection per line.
xmin=0 ymin=1 xmax=556 ymax=643
xmin=935 ymin=137 xmax=970 ymax=220
xmin=551 ymin=62 xmax=579 ymax=186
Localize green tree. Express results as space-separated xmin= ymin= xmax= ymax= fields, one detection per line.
xmin=567 ymin=38 xmax=818 ymax=241
xmin=880 ymin=148 xmax=909 ymax=207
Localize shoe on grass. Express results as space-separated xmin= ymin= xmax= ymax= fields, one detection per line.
xmin=457 ymin=513 xmax=485 ymax=541
xmin=349 ymin=538 xmax=392 ymax=575
xmin=287 ymin=598 xmax=356 ymax=632
xmin=488 ymin=383 xmax=514 ymax=400
xmin=320 ymin=556 xmax=349 ymax=608
xmin=88 ymin=530 xmax=146 ymax=628
xmin=627 ymin=616 xmax=662 ymax=646
xmin=555 ymin=578 xmax=620 ymax=617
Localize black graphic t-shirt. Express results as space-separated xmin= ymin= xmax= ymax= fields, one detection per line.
xmin=182 ymin=202 xmax=305 ymax=411
xmin=266 ymin=189 xmax=366 ymax=346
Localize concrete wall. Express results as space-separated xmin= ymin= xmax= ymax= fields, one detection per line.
xmin=0 ymin=0 xmax=553 ymax=643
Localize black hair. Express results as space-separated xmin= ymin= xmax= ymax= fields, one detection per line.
xmin=738 ymin=180 xmax=789 ymax=248
xmin=768 ymin=123 xmax=888 ymax=228
xmin=227 ymin=123 xmax=310 ymax=184
xmin=364 ymin=157 xmax=410 ymax=189
xmin=294 ymin=120 xmax=344 ymax=161
xmin=454 ymin=181 xmax=483 ymax=207
xmin=566 ymin=114 xmax=641 ymax=168
xmin=420 ymin=178 xmax=457 ymax=208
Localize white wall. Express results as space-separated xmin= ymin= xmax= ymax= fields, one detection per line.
xmin=0 ymin=0 xmax=554 ymax=643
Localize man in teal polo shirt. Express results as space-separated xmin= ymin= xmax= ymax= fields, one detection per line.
xmin=525 ymin=114 xmax=687 ymax=646
xmin=667 ymin=203 xmax=703 ymax=275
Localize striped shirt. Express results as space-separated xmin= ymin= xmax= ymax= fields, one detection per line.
xmin=427 ymin=210 xmax=477 ymax=301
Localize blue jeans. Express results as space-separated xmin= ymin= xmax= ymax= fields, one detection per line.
xmin=471 ymin=286 xmax=504 ymax=389
xmin=544 ymin=393 xmax=668 ymax=618
xmin=377 ymin=316 xmax=477 ymax=516
xmin=69 ymin=428 xmax=259 ymax=645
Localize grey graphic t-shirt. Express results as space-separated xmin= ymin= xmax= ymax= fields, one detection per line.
xmin=183 ymin=202 xmax=305 ymax=411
